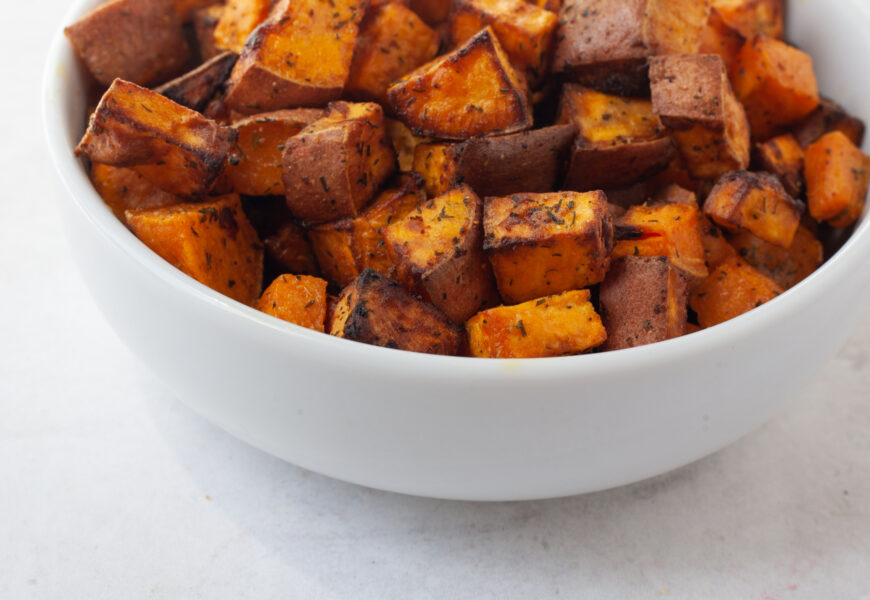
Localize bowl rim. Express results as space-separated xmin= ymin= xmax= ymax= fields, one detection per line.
xmin=42 ymin=0 xmax=870 ymax=383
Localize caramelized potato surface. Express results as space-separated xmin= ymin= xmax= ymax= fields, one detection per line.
xmin=155 ymin=52 xmax=238 ymax=113
xmin=214 ymin=0 xmax=272 ymax=54
xmin=689 ymin=256 xmax=782 ymax=327
xmin=730 ymin=225 xmax=823 ymax=289
xmin=804 ymin=131 xmax=870 ymax=228
xmin=256 ymin=274 xmax=329 ymax=332
xmin=754 ymin=133 xmax=805 ymax=198
xmin=90 ymin=164 xmax=180 ymax=223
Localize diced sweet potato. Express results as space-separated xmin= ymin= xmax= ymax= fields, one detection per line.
xmin=126 ymin=194 xmax=264 ymax=304
xmin=255 ymin=274 xmax=329 ymax=331
xmin=329 ymin=269 xmax=464 ymax=354
xmin=155 ymin=52 xmax=238 ymax=112
xmin=650 ymin=54 xmax=750 ymax=179
xmin=309 ymin=175 xmax=424 ymax=286
xmin=89 ymin=163 xmax=180 ymax=223
xmin=448 ymin=0 xmax=559 ymax=86
xmin=384 ymin=185 xmax=495 ymax=322
xmin=730 ymin=225 xmax=823 ymax=289
xmin=753 ymin=133 xmax=804 ymax=198
xmin=282 ymin=102 xmax=396 ymax=225
xmin=698 ymin=7 xmax=744 ymax=71
xmin=805 ymin=131 xmax=870 ymax=228
xmin=76 ymin=79 xmax=237 ymax=199
xmin=466 ymin=289 xmax=606 ymax=358
xmin=712 ymin=0 xmax=783 ymax=39
xmin=792 ymin=98 xmax=866 ymax=149
xmin=483 ymin=190 xmax=613 ymax=304
xmin=557 ymin=85 xmax=674 ymax=190
xmin=263 ymin=221 xmax=321 ymax=277
xmin=412 ymin=124 xmax=575 ymax=197
xmin=408 ymin=0 xmax=452 ymax=24
xmin=645 ymin=154 xmax=700 ymax=195
xmin=387 ymin=26 xmax=533 ymax=140
xmin=689 ymin=256 xmax=782 ymax=327
xmin=698 ymin=213 xmax=737 ymax=269
xmin=224 ymin=0 xmax=366 ymax=113
xmin=224 ymin=108 xmax=324 ymax=196
xmin=214 ymin=0 xmax=272 ymax=54
xmin=386 ymin=119 xmax=431 ymax=172
xmin=704 ymin=171 xmax=802 ymax=248
xmin=599 ymin=256 xmax=688 ymax=350
xmin=643 ymin=0 xmax=711 ymax=55
xmin=65 ymin=0 xmax=190 ymax=87
xmin=612 ymin=201 xmax=709 ymax=281
xmin=532 ymin=0 xmax=561 ymax=11
xmin=346 ymin=3 xmax=441 ymax=104
xmin=193 ymin=4 xmax=225 ymax=61
xmin=731 ymin=36 xmax=820 ymax=141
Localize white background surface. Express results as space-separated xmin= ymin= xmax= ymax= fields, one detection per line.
xmin=3 ymin=2 xmax=870 ymax=598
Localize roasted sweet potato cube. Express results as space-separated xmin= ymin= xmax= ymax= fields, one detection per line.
xmin=76 ymin=80 xmax=237 ymax=198
xmin=643 ymin=0 xmax=712 ymax=55
xmin=155 ymin=52 xmax=238 ymax=112
xmin=89 ymin=164 xmax=180 ymax=223
xmin=483 ymin=191 xmax=613 ymax=304
xmin=255 ymin=274 xmax=329 ymax=331
xmin=387 ymin=26 xmax=533 ymax=140
xmin=126 ymin=194 xmax=264 ymax=304
xmin=408 ymin=0 xmax=452 ymax=24
xmin=753 ymin=133 xmax=804 ymax=198
xmin=698 ymin=7 xmax=745 ymax=71
xmin=805 ymin=131 xmax=870 ymax=228
xmin=466 ymin=289 xmax=606 ymax=358
xmin=224 ymin=0 xmax=366 ymax=113
xmin=282 ymin=102 xmax=396 ymax=225
xmin=689 ymin=256 xmax=782 ymax=327
xmin=599 ymin=256 xmax=688 ymax=351
xmin=193 ymin=4 xmax=225 ymax=60
xmin=263 ymin=221 xmax=321 ymax=277
xmin=612 ymin=201 xmax=709 ymax=281
xmin=650 ymin=54 xmax=750 ymax=179
xmin=224 ymin=109 xmax=324 ymax=196
xmin=532 ymin=0 xmax=561 ymax=11
xmin=704 ymin=171 xmax=802 ymax=248
xmin=645 ymin=154 xmax=700 ymax=195
xmin=309 ymin=176 xmax=424 ymax=286
xmin=448 ymin=0 xmax=558 ymax=86
xmin=386 ymin=119 xmax=430 ymax=172
xmin=65 ymin=0 xmax=190 ymax=87
xmin=731 ymin=36 xmax=820 ymax=141
xmin=730 ymin=225 xmax=823 ymax=289
xmin=346 ymin=3 xmax=440 ymax=104
xmin=412 ymin=125 xmax=575 ymax=197
xmin=384 ymin=185 xmax=495 ymax=322
xmin=712 ymin=0 xmax=783 ymax=39
xmin=557 ymin=85 xmax=674 ymax=190
xmin=792 ymin=99 xmax=866 ymax=149
xmin=698 ymin=213 xmax=737 ymax=269
xmin=329 ymin=269 xmax=464 ymax=354
xmin=214 ymin=0 xmax=272 ymax=54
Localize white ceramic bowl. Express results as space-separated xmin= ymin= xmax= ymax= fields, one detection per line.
xmin=44 ymin=0 xmax=870 ymax=501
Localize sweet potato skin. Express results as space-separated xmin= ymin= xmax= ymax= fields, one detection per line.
xmin=698 ymin=7 xmax=744 ymax=71
xmin=76 ymin=79 xmax=237 ymax=199
xmin=703 ymin=171 xmax=802 ymax=248
xmin=466 ymin=289 xmax=606 ymax=358
xmin=712 ymin=0 xmax=783 ymax=40
xmin=689 ymin=256 xmax=782 ymax=328
xmin=804 ymin=131 xmax=870 ymax=228
xmin=791 ymin=99 xmax=866 ymax=149
xmin=282 ymin=102 xmax=397 ymax=225
xmin=255 ymin=274 xmax=329 ymax=332
xmin=599 ymin=256 xmax=688 ymax=351
xmin=730 ymin=225 xmax=823 ymax=289
xmin=154 ymin=52 xmax=238 ymax=112
xmin=329 ymin=269 xmax=464 ymax=355
xmin=126 ymin=194 xmax=264 ymax=305
xmin=89 ymin=163 xmax=180 ymax=223
xmin=224 ymin=108 xmax=324 ymax=196
xmin=384 ymin=185 xmax=496 ymax=322
xmin=484 ymin=190 xmax=614 ymax=304
xmin=65 ymin=0 xmax=190 ymax=87
xmin=386 ymin=26 xmax=533 ymax=140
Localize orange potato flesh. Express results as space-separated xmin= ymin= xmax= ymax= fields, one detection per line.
xmin=712 ymin=0 xmax=783 ymax=39
xmin=466 ymin=289 xmax=606 ymax=358
xmin=224 ymin=109 xmax=324 ymax=196
xmin=386 ymin=119 xmax=431 ymax=172
xmin=613 ymin=202 xmax=709 ymax=282
xmin=255 ymin=274 xmax=329 ymax=332
xmin=642 ymin=0 xmax=711 ymax=56
xmin=804 ymin=131 xmax=870 ymax=228
xmin=699 ymin=214 xmax=737 ymax=270
xmin=89 ymin=163 xmax=180 ymax=223
xmin=730 ymin=225 xmax=823 ymax=290
xmin=731 ymin=36 xmax=820 ymax=141
xmin=699 ymin=7 xmax=745 ymax=71
xmin=387 ymin=26 xmax=533 ymax=140
xmin=754 ymin=133 xmax=805 ymax=198
xmin=346 ymin=3 xmax=440 ymax=104
xmin=484 ymin=191 xmax=613 ymax=304
xmin=448 ymin=0 xmax=558 ymax=86
xmin=408 ymin=0 xmax=453 ymax=24
xmin=193 ymin=4 xmax=225 ymax=61
xmin=126 ymin=194 xmax=264 ymax=305
xmin=412 ymin=143 xmax=458 ymax=197
xmin=689 ymin=256 xmax=782 ymax=328
xmin=556 ymin=84 xmax=664 ymax=143
xmin=214 ymin=0 xmax=272 ymax=54
xmin=309 ymin=221 xmax=359 ymax=287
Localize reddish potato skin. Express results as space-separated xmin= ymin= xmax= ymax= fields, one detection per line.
xmin=564 ymin=136 xmax=676 ymax=192
xmin=791 ymin=98 xmax=866 ymax=149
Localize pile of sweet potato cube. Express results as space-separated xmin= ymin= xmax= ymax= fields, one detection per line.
xmin=68 ymin=0 xmax=869 ymax=357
